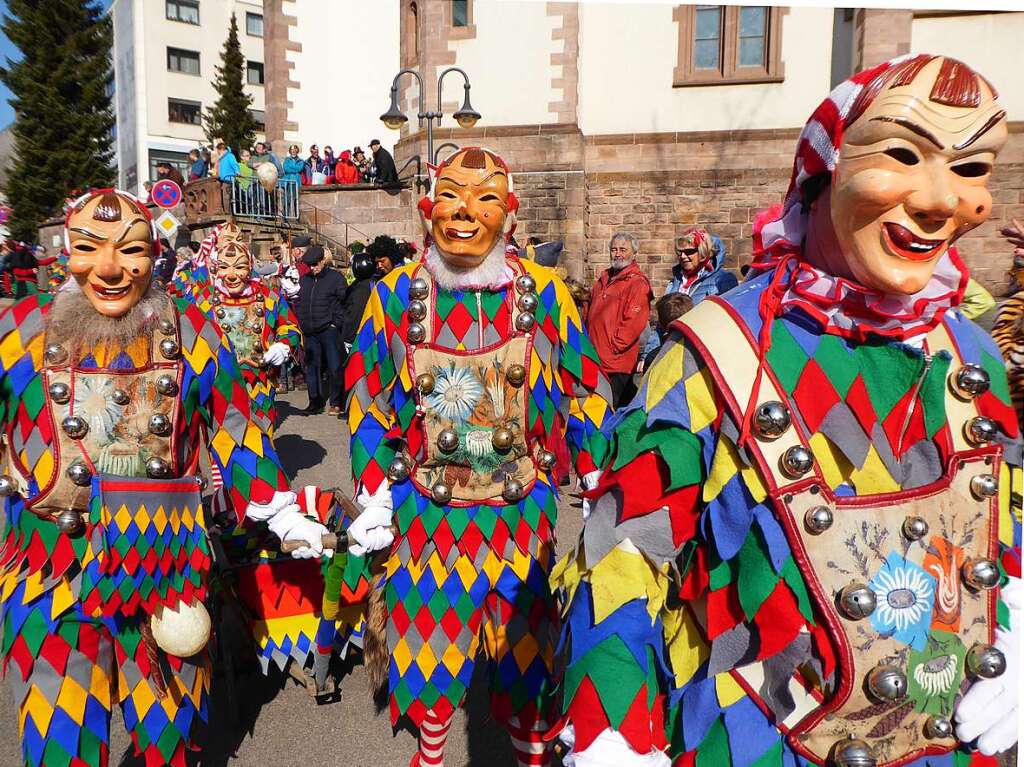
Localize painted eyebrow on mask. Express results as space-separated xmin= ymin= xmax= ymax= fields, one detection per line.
xmin=870 ymin=116 xmax=943 ymax=149
xmin=114 ymin=217 xmax=148 ymax=244
xmin=69 ymin=227 xmax=104 ymax=240
xmin=954 ymin=109 xmax=1007 ymax=151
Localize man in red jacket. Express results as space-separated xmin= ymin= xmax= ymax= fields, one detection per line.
xmin=585 ymin=231 xmax=652 ymax=408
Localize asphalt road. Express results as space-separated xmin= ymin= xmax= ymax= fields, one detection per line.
xmin=0 ymin=388 xmax=582 ymax=767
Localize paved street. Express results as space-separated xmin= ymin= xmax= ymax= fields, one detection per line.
xmin=0 ymin=388 xmax=582 ymax=767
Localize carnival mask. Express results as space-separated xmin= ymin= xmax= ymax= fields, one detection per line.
xmin=214 ymin=243 xmax=252 ymax=296
xmin=826 ymin=57 xmax=1007 ymax=295
xmin=431 ymin=148 xmax=510 ymax=269
xmin=66 ymin=190 xmax=155 ymax=318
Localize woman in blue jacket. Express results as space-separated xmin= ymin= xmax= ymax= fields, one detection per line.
xmin=640 ymin=227 xmax=738 ymax=361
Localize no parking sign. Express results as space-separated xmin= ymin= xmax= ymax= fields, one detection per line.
xmin=152 ymin=179 xmax=183 ymax=209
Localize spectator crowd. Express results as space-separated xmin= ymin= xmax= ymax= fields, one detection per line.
xmin=141 ymin=139 xmax=401 ymax=201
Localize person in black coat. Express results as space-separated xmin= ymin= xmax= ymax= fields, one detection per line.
xmin=369 ymin=139 xmax=398 ymax=185
xmin=295 ymin=245 xmax=348 ymax=414
xmin=338 ymin=250 xmax=377 ymax=418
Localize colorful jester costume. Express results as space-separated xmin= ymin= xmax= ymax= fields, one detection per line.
xmin=555 ymin=57 xmax=1022 ymax=767
xmin=345 ymin=232 xmax=612 ymax=762
xmin=0 ymin=290 xmax=289 ymax=767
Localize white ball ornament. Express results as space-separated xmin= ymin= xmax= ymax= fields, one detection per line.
xmin=149 ymin=598 xmax=211 ymax=657
xmin=257 ymin=162 xmax=280 ymax=192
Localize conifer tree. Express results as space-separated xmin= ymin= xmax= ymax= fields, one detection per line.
xmin=1 ymin=0 xmax=115 ymax=242
xmin=204 ymin=13 xmax=258 ymax=155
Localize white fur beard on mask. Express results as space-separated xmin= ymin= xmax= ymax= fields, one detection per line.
xmin=424 ymin=241 xmax=512 ymax=291
xmin=45 ymin=281 xmax=170 ymax=355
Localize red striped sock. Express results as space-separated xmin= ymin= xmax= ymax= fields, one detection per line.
xmin=415 ymin=710 xmax=453 ymax=767
xmin=508 ymin=717 xmax=551 ymax=767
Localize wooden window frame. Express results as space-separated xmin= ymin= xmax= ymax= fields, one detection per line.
xmin=447 ymin=0 xmax=476 ymax=39
xmin=674 ymin=5 xmax=786 ymax=87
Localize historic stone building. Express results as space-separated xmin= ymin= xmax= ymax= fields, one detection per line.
xmin=261 ymin=3 xmax=1023 ymax=292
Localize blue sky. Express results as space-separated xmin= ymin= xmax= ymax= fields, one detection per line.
xmin=0 ymin=0 xmax=113 ymax=129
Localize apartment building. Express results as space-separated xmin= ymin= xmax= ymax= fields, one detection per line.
xmin=110 ymin=0 xmax=268 ymax=193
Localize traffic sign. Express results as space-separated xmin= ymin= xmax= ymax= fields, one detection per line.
xmin=155 ymin=211 xmax=180 ymax=240
xmin=152 ymin=179 xmax=183 ymax=209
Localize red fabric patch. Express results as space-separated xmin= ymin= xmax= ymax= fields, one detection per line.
xmin=566 ymin=675 xmax=613 ymax=753
xmin=791 ymin=360 xmax=838 ymax=433
xmin=705 ymin=585 xmax=744 ymax=640
xmin=752 ymin=582 xmax=806 ymax=659
xmin=843 ymin=375 xmax=877 ymax=439
xmin=678 ymin=545 xmax=709 ymax=600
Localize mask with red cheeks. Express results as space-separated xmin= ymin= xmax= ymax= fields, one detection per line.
xmin=818 ymin=56 xmax=1007 ymax=295
xmin=65 ymin=190 xmax=155 ymax=318
xmin=214 ymin=243 xmax=253 ymax=296
xmin=430 ymin=148 xmax=510 ymax=269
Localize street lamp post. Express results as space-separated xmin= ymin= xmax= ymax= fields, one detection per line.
xmin=380 ymin=67 xmax=481 ymax=191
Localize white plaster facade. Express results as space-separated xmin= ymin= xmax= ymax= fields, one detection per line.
xmin=110 ymin=0 xmax=267 ymax=194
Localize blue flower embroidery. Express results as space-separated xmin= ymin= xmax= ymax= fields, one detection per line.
xmin=868 ymin=552 xmax=936 ymax=651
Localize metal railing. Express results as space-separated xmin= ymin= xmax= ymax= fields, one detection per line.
xmin=298 ymin=202 xmax=373 ymax=253
xmin=229 ymin=179 xmax=300 ymax=221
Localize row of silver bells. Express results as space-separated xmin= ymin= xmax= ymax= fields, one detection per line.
xmin=431 ymin=476 xmax=525 ymax=504
xmin=418 ymin=362 xmax=527 ymax=397
xmin=405 ymin=274 xmax=541 ymax=345
xmin=62 ymin=410 xmax=174 ymax=441
xmin=45 ymin=336 xmax=180 ymax=368
xmin=49 ymin=375 xmax=179 ymax=407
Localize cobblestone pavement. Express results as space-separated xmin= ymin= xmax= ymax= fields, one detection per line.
xmin=0 ymin=388 xmax=582 ymax=767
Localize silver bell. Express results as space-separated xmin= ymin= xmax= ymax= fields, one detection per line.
xmin=408 ymin=300 xmax=427 ymax=321
xmin=537 ymin=451 xmax=558 ymax=471
xmin=66 ymin=462 xmax=92 ymax=487
xmin=503 ymin=478 xmax=524 ymax=503
xmin=416 ymin=373 xmax=435 ymax=395
xmin=965 ymin=416 xmax=998 ymax=446
xmin=515 ymin=274 xmax=536 ymax=294
xmin=158 ymin=318 xmax=176 ymax=335
xmin=831 ymin=737 xmax=877 ymax=767
xmin=62 ymin=415 xmax=89 ymax=440
xmin=838 ymin=582 xmax=877 ymax=620
xmin=48 ymin=381 xmax=71 ymax=405
xmin=0 ymin=475 xmax=17 ymax=497
xmin=112 ymin=389 xmax=130 ymax=406
xmin=407 ymin=323 xmax=426 ymax=345
xmin=55 ymin=509 xmax=84 ymax=536
xmin=156 ymin=375 xmax=179 ymax=396
xmin=966 ymin=643 xmax=1006 ymax=679
xmin=437 ymin=429 xmax=459 ymax=454
xmin=44 ymin=344 xmax=68 ymax=365
xmin=970 ymin=473 xmax=999 ymax=499
xmin=249 ymin=321 xmax=263 ymax=332
xmin=804 ymin=505 xmax=833 ymax=535
xmin=961 ymin=557 xmax=1000 ymax=591
xmin=145 ymin=457 xmax=171 ymax=478
xmin=431 ymin=482 xmax=452 ymax=505
xmin=518 ymin=293 xmax=539 ymax=313
xmin=255 ymin=305 xmax=264 ymax=317
xmin=902 ymin=515 xmax=929 ymax=541
xmin=215 ymin=308 xmax=226 ymax=319
xmin=952 ymin=364 xmax=990 ymax=399
xmin=515 ymin=313 xmax=536 ymax=333
xmin=780 ymin=445 xmax=814 ymax=478
xmin=159 ymin=339 xmax=180 ymax=359
xmin=506 ymin=364 xmax=527 ymax=387
xmin=866 ymin=664 xmax=908 ymax=702
xmin=211 ymin=295 xmax=221 ymax=306
xmin=148 ymin=413 xmax=172 ymax=436
xmin=925 ymin=715 xmax=954 ymax=740
xmin=752 ymin=401 xmax=791 ymax=441
xmin=386 ymin=457 xmax=411 ymax=483
xmin=409 ymin=277 xmax=430 ymax=300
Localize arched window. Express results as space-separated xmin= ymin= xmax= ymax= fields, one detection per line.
xmin=403 ymin=2 xmax=419 ymax=65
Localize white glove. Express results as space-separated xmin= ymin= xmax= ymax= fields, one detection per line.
xmin=955 ymin=576 xmax=1021 ymax=755
xmin=349 ymin=484 xmax=395 ymax=557
xmin=245 ymin=490 xmax=332 ymax=559
xmin=560 ymin=726 xmax=670 ymax=767
xmin=263 ymin=342 xmax=290 ymax=367
xmin=580 ymin=470 xmax=602 ymax=522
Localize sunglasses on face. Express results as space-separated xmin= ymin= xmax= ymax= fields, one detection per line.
xmin=680 ymin=248 xmax=699 ymax=256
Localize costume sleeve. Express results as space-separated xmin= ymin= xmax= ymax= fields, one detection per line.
xmin=345 ymin=280 xmax=401 ymax=493
xmin=609 ymin=278 xmax=651 ymax=355
xmin=552 ymin=274 xmax=613 ymax=475
xmin=181 ymin=305 xmax=289 ymax=514
xmin=553 ymin=331 xmax=819 ymax=760
xmin=270 ymin=292 xmax=302 ymax=352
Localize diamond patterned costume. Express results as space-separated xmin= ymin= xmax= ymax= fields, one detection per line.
xmin=344 ymin=255 xmax=612 ymax=733
xmin=0 ymin=292 xmax=289 ymax=767
xmin=553 ymin=274 xmax=1022 ymax=767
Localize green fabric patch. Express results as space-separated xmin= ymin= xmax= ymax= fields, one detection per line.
xmin=765 ymin=323 xmax=808 ymax=395
xmin=694 ymin=716 xmax=731 ymax=767
xmin=563 ymin=633 xmax=647 ymax=728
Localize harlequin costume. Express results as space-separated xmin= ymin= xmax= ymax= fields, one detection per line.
xmin=0 ymin=190 xmax=328 ymax=767
xmin=554 ymin=56 xmax=1021 ymax=767
xmin=342 ymin=148 xmax=613 ymax=766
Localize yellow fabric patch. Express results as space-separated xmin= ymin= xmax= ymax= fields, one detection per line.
xmin=663 ymin=606 xmax=709 ymax=688
xmin=715 ymin=672 xmax=747 ymax=707
xmin=645 ymin=342 xmax=686 ymax=412
xmin=685 ymin=367 xmax=718 ymax=435
xmin=849 ymin=443 xmax=901 ymax=495
xmin=704 ymin=436 xmax=743 ymax=503
xmin=587 ymin=544 xmax=669 ymax=624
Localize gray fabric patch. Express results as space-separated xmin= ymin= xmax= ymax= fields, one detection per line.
xmin=707 ymin=622 xmax=756 ymax=676
xmin=758 ymin=633 xmax=813 ymax=723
